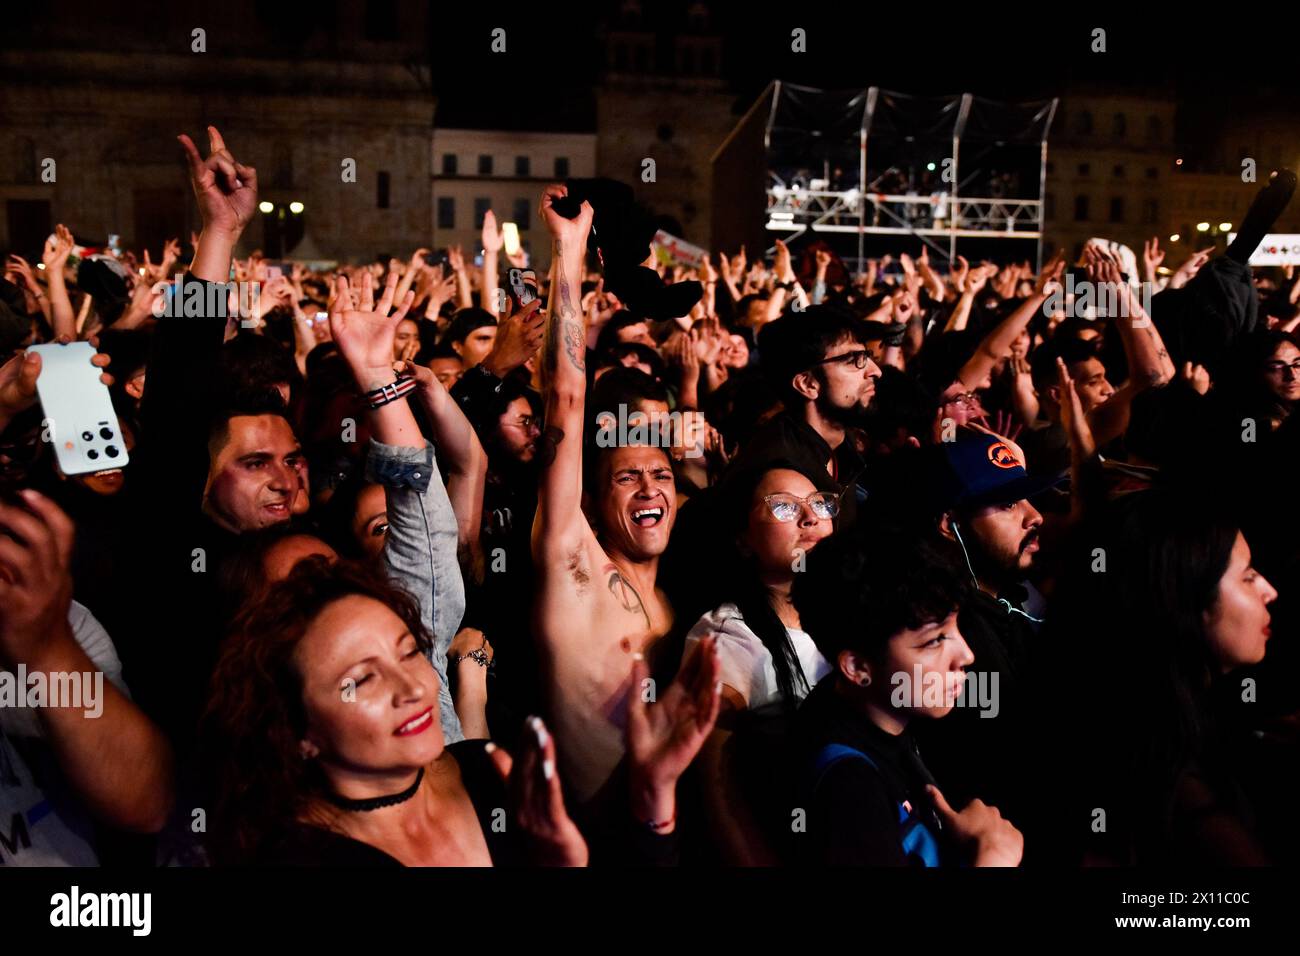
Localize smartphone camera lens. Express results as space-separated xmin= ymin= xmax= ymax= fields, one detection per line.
xmin=100 ymin=427 xmax=114 ymax=440
xmin=87 ymin=449 xmax=99 ymax=460
xmin=105 ymin=445 xmax=119 ymax=458
xmin=81 ymin=431 xmax=94 ymax=441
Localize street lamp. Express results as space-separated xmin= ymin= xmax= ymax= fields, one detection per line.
xmin=1196 ymin=222 xmax=1210 ymax=232
xmin=1169 ymin=234 xmax=1180 ymax=242
xmin=1218 ymin=221 xmax=1232 ymax=232
xmin=258 ymin=201 xmax=274 ymax=214
xmin=290 ymin=201 xmax=304 ymax=214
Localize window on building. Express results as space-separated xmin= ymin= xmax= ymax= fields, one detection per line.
xmin=1074 ymin=111 xmax=1093 ymax=135
xmin=1109 ymin=197 xmax=1125 ymax=223
xmin=1113 ymin=165 xmax=1125 ymax=178
xmin=555 ymin=157 xmax=570 ymax=178
xmin=701 ymin=47 xmax=716 ymax=74
xmin=1147 ymin=116 xmax=1163 ymax=143
xmin=1143 ymin=199 xmax=1158 ymax=224
xmin=1074 ymin=195 xmax=1090 ymax=221
xmin=1146 ymin=167 xmax=1159 ymax=179
xmin=442 ymin=154 xmax=458 ymax=175
xmin=1113 ymin=113 xmax=1127 ymax=139
xmin=377 ymin=171 xmax=390 ymax=209
xmin=474 ymin=197 xmax=491 ymax=229
xmin=437 ymin=196 xmax=455 ymax=229
xmin=613 ymin=43 xmax=628 ymax=72
xmin=512 ymin=197 xmax=531 ymax=231
xmin=1077 ymin=163 xmax=1091 ymax=177
xmin=515 ymin=156 xmax=530 ymax=177
xmin=1045 ymin=193 xmax=1056 ymax=219
xmin=478 ymin=154 xmax=493 ymax=175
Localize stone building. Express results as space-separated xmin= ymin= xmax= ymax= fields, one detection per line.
xmin=0 ymin=0 xmax=434 ymax=264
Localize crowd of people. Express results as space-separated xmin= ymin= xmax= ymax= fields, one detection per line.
xmin=2 ymin=124 xmax=1299 ymax=867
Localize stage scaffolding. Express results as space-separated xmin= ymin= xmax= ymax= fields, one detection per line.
xmin=713 ymin=82 xmax=1058 ymax=273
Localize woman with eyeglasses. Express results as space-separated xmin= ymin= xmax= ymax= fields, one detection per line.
xmin=678 ymin=460 xmax=838 ymax=863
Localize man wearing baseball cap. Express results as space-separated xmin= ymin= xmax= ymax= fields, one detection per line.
xmin=901 ymin=432 xmax=1061 ymax=839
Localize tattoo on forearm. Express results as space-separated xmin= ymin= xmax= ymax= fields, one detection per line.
xmin=562 ymin=319 xmax=586 ymax=372
xmin=606 ymin=565 xmax=652 ymax=631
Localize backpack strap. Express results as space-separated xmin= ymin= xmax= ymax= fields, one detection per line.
xmin=809 ymin=742 xmax=943 ymax=867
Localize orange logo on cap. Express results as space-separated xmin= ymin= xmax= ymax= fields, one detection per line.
xmin=987 ymin=441 xmax=1019 ymax=469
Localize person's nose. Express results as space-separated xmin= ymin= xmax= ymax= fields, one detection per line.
xmin=391 ymin=666 xmax=428 ymax=707
xmin=268 ymin=460 xmax=295 ymax=493
xmin=952 ymin=630 xmax=976 ymax=669
xmin=865 ymin=357 xmax=882 ymax=379
xmin=1023 ymin=501 xmax=1043 ymax=530
xmin=1257 ymin=572 xmax=1279 ymax=606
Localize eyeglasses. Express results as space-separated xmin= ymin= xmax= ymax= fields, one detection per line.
xmin=762 ymin=492 xmax=840 ymax=522
xmin=503 ymin=414 xmax=540 ymax=430
xmin=809 ymin=349 xmax=874 ymax=371
xmin=1264 ymin=360 xmax=1300 ymax=377
xmin=940 ymin=391 xmax=980 ymax=408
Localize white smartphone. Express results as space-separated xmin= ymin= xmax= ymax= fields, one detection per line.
xmin=28 ymin=342 xmax=128 ymax=476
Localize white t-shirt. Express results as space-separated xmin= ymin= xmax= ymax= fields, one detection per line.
xmin=0 ymin=601 xmax=128 ymax=866
xmin=684 ymin=603 xmax=830 ymax=710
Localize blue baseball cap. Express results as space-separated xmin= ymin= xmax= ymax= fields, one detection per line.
xmin=933 ymin=432 xmax=1062 ymax=511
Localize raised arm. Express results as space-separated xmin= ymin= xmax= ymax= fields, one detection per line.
xmin=329 ymin=271 xmax=467 ymax=743
xmin=955 ymin=253 xmax=1063 ymax=390
xmin=481 ymin=209 xmax=504 ymax=319
xmin=41 ymin=224 xmax=77 ymax=339
xmin=533 ymin=184 xmax=594 ymax=559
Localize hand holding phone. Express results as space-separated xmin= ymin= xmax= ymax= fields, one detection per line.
xmin=27 ymin=342 xmax=127 ymax=476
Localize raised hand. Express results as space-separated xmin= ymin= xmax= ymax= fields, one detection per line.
xmin=1034 ymin=250 xmax=1066 ymax=296
xmin=773 ymin=239 xmax=794 ymax=282
xmin=539 ymin=184 xmax=594 ymax=251
xmin=626 ymin=635 xmax=721 ymax=828
xmin=328 ymin=271 xmax=415 ymax=391
xmin=483 ymin=297 xmax=545 ymax=378
xmin=487 ymin=717 xmax=588 ymax=866
xmin=1142 ymin=236 xmax=1165 ymax=281
xmin=42 ymin=224 xmax=75 ymax=272
xmin=1169 ymin=248 xmax=1212 ymax=289
xmin=446 ymin=245 xmax=465 ymax=274
xmin=481 ymin=209 xmax=504 ymax=253
xmin=177 ymin=126 xmax=258 ymax=240
xmin=1056 ymin=357 xmax=1095 ymax=459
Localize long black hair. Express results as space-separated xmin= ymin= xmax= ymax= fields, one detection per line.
xmin=716 ymin=460 xmax=831 ymax=710
xmin=1043 ymin=489 xmax=1244 ymax=863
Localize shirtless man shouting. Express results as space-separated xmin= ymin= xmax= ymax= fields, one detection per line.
xmin=531 ymin=184 xmax=678 ymax=810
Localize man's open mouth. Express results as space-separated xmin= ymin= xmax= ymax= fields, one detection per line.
xmin=89 ymin=468 xmax=123 ymax=480
xmin=631 ymin=506 xmax=665 ymax=528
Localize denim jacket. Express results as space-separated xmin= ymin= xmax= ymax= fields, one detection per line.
xmin=366 ymin=439 xmax=466 ymax=743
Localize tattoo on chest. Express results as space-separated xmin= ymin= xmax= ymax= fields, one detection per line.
xmin=605 ymin=564 xmax=652 ymax=631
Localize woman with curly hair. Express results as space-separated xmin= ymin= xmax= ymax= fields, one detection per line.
xmin=200 ymin=558 xmax=721 ymax=866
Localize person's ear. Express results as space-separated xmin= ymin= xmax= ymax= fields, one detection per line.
xmin=791 ymin=369 xmax=820 ymax=401
xmin=299 ymin=738 xmax=320 ymax=760
xmin=1045 ymin=384 xmax=1061 ymax=405
xmin=938 ymin=512 xmax=958 ymax=543
xmin=838 ymin=649 xmax=873 ymax=688
xmin=451 ymin=340 xmax=465 ymax=358
xmin=124 ymin=377 xmax=145 ymax=401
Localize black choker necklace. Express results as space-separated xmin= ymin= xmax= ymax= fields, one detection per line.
xmin=324 ymin=768 xmax=424 ymax=812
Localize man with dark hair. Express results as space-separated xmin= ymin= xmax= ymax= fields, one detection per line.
xmin=892 ymin=432 xmax=1059 ymax=833
xmin=594 ymin=311 xmax=656 ymax=353
xmin=732 ymin=304 xmax=880 ymax=501
xmin=531 ymin=185 xmax=678 ymax=819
